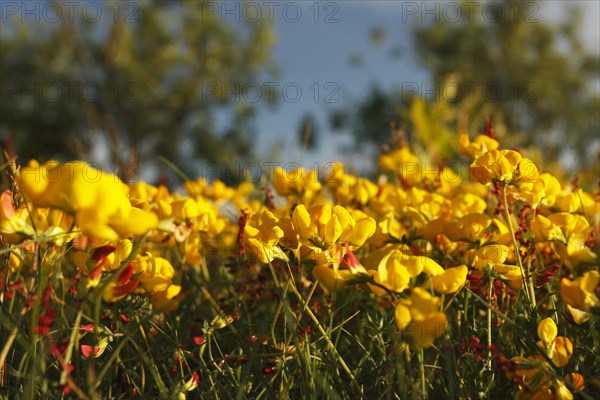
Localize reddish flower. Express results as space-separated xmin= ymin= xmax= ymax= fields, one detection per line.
xmin=193 ymin=336 xmax=204 ymax=346
xmin=80 ymin=324 xmax=95 ymax=333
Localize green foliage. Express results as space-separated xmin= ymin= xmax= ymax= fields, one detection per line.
xmin=335 ymin=0 xmax=599 ymax=167
xmin=0 ymin=1 xmax=276 ymax=177
xmin=413 ymin=0 xmax=599 ymax=159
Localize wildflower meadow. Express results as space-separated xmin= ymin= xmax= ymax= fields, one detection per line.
xmin=1 ymin=129 xmax=599 ymax=399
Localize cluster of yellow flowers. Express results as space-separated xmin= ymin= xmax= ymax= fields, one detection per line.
xmin=1 ymin=133 xmax=598 ymax=398
xmin=505 ymin=318 xmax=585 ymax=400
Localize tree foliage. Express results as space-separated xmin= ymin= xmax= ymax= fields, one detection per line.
xmin=334 ymin=0 xmax=599 ymax=167
xmin=413 ymin=0 xmax=599 ymax=159
xmin=0 ymin=1 xmax=276 ymax=178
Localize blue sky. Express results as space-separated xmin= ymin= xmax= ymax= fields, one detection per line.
xmin=254 ymin=1 xmax=428 ymax=169
xmin=247 ymin=0 xmax=600 ymax=171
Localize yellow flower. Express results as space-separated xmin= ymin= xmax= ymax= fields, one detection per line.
xmin=136 ymin=254 xmax=176 ymax=294
xmin=566 ymin=304 xmax=591 ymax=325
xmin=374 ymin=212 xmax=407 ymax=243
xmin=548 ymin=213 xmax=596 ymax=269
xmin=368 ymin=250 xmax=444 ymax=296
xmin=446 ymin=213 xmax=491 ymax=243
xmin=379 ymin=146 xmax=419 ymax=173
xmin=0 ymin=190 xmax=38 ymax=243
xmin=312 ymin=264 xmax=354 ymax=293
xmin=105 ymin=239 xmax=133 ymax=271
xmin=203 ymin=179 xmax=236 ymax=202
xmin=430 ymin=265 xmax=468 ymax=294
xmin=395 ymin=288 xmax=447 ymax=350
xmin=473 ymin=244 xmax=523 ymax=288
xmin=434 ymin=166 xmax=463 ymax=196
xmin=520 ymin=173 xmax=561 ymax=208
xmin=473 ymin=244 xmax=510 ymax=269
xmin=512 ymin=171 xmax=558 ymax=207
xmin=565 ymin=373 xmax=585 ymax=393
xmin=292 ymin=203 xmax=375 ymax=253
xmin=8 ymin=251 xmax=22 ymax=273
xmin=16 ymin=160 xmax=157 ymax=241
xmin=512 ymin=356 xmax=577 ymax=400
xmin=151 ymin=284 xmax=182 ymax=312
xmin=530 ymin=215 xmax=564 ymax=242
xmin=323 ymin=161 xmax=345 ymax=187
xmin=368 ymin=250 xmax=418 ymax=295
xmin=129 ymin=181 xmax=158 ymax=202
xmin=537 ymin=318 xmax=558 ymax=348
xmin=171 ymin=198 xmax=200 ymax=223
xmin=332 ymin=173 xmax=379 ymax=207
xmin=512 ymin=157 xmax=540 ymax=187
xmin=555 ymin=188 xmax=595 ymax=213
xmin=451 ymin=193 xmax=487 ymax=218
xmin=273 ymin=167 xmax=322 ymax=202
xmin=469 ymin=149 xmax=522 ymax=185
xmin=183 ymin=177 xmax=208 ymax=197
xmin=535 ymin=333 xmax=573 ymax=369
xmin=489 ymin=218 xmax=513 ymax=245
xmin=243 ymin=209 xmax=288 ymax=263
xmin=311 ymin=243 xmax=370 ymax=293
xmin=459 ymin=133 xmax=499 ymax=158
xmin=277 ymin=217 xmax=300 ymax=251
xmin=560 ymin=271 xmax=599 ymax=311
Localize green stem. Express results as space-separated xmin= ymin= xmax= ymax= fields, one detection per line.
xmin=60 ymin=309 xmax=83 ymax=385
xmin=418 ymin=350 xmax=426 ymax=397
xmin=502 ymin=186 xmax=535 ymax=309
xmin=25 ymin=242 xmax=42 ymax=400
xmin=274 ymin=263 xmax=362 ymax=394
xmin=466 ymin=288 xmax=519 ymax=328
xmin=487 ymin=278 xmax=493 ymax=369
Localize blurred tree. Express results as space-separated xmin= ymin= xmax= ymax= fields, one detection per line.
xmin=0 ymin=1 xmax=276 ymax=180
xmin=413 ymin=0 xmax=599 ymax=161
xmin=297 ymin=113 xmax=318 ymax=150
xmin=329 ymin=86 xmax=409 ymax=148
xmin=333 ymin=0 xmax=600 ymax=167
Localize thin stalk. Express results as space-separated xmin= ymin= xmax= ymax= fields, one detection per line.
xmin=486 ymin=278 xmax=493 ymax=370
xmin=418 ymin=350 xmax=426 ymax=397
xmin=273 ymin=262 xmax=362 ymax=394
xmin=466 ymin=288 xmax=519 ymax=328
xmin=60 ymin=309 xmax=83 ymax=385
xmin=25 ymin=242 xmax=42 ymax=400
xmin=0 ymin=306 xmax=27 ymax=376
xmin=502 ymin=186 xmax=535 ymax=308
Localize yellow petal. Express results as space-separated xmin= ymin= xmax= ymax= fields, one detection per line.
xmin=409 ymin=287 xmax=441 ymax=319
xmin=537 ymin=318 xmax=557 ymax=347
xmin=291 ymin=204 xmax=312 ymax=240
xmin=312 ymin=265 xmax=352 ymax=293
xmin=324 ymin=214 xmax=343 ymax=245
xmin=394 ymin=303 xmax=412 ymax=331
xmin=551 ymin=336 xmax=573 ymax=368
xmin=474 ymin=244 xmax=509 ymax=269
xmin=151 ymin=285 xmax=182 ymax=312
xmin=409 ymin=312 xmax=448 ymax=350
xmin=111 ymin=207 xmax=158 ymax=237
xmin=531 ymin=214 xmax=564 ymax=242
xmin=340 ymin=217 xmax=376 ymax=247
xmin=431 ymin=265 xmax=468 ymax=294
